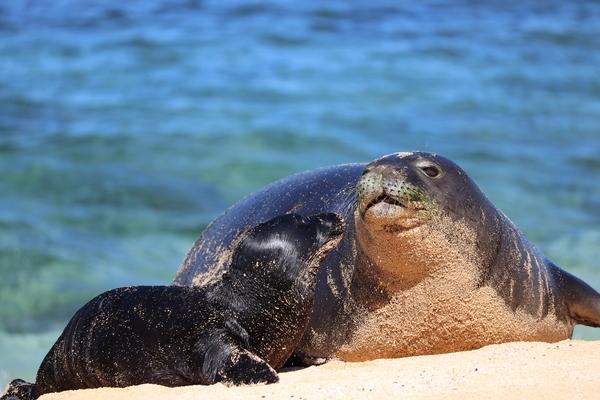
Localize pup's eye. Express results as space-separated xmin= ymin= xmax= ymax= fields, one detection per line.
xmin=420 ymin=165 xmax=441 ymax=178
xmin=361 ymin=166 xmax=373 ymax=176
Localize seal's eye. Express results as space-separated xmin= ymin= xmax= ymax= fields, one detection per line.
xmin=420 ymin=165 xmax=441 ymax=178
xmin=361 ymin=166 xmax=373 ymax=176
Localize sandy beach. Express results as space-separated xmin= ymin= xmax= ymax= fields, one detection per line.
xmin=38 ymin=340 xmax=600 ymax=400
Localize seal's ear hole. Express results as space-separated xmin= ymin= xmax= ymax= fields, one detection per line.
xmin=420 ymin=165 xmax=441 ymax=178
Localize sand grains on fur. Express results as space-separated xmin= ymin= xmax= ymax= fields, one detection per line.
xmin=39 ymin=340 xmax=600 ymax=400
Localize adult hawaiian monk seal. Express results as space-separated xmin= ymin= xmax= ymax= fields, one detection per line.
xmin=174 ymin=151 xmax=600 ymax=363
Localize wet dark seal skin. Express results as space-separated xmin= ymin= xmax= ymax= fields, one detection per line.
xmin=174 ymin=151 xmax=600 ymax=364
xmin=1 ymin=213 xmax=344 ymax=400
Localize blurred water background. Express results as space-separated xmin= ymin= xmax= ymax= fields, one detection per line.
xmin=0 ymin=0 xmax=599 ymax=386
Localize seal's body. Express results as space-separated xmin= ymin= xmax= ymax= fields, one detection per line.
xmin=2 ymin=213 xmax=344 ymax=399
xmin=174 ymin=152 xmax=600 ymax=363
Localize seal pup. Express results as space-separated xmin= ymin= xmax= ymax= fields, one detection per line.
xmin=1 ymin=213 xmax=344 ymax=400
xmin=174 ymin=151 xmax=600 ymax=363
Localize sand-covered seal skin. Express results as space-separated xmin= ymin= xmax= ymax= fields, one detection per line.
xmin=1 ymin=213 xmax=344 ymax=400
xmin=174 ymin=151 xmax=600 ymax=363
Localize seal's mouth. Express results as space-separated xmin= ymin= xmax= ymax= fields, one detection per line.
xmin=357 ymin=188 xmax=433 ymax=234
xmin=364 ymin=194 xmax=405 ymax=212
xmin=360 ymin=191 xmax=424 ymax=219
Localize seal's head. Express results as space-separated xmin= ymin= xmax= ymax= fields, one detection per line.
xmin=355 ymin=152 xmax=498 ymax=288
xmin=231 ymin=213 xmax=345 ymax=291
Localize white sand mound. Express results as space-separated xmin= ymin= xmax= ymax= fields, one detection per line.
xmin=40 ymin=340 xmax=600 ymax=400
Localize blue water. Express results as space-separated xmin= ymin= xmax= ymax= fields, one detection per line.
xmin=1 ymin=0 xmax=599 ymax=386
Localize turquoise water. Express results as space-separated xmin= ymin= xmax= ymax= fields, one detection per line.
xmin=0 ymin=0 xmax=599 ymax=386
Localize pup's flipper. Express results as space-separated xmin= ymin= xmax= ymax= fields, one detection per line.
xmin=217 ymin=347 xmax=278 ymax=385
xmin=197 ymin=322 xmax=278 ymax=386
xmin=201 ymin=337 xmax=278 ymax=385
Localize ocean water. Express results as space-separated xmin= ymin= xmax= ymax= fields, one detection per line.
xmin=0 ymin=0 xmax=599 ymax=386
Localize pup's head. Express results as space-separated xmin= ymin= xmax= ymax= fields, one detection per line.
xmin=230 ymin=213 xmax=344 ymax=290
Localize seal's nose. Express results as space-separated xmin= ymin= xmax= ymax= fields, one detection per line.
xmin=372 ymin=164 xmax=407 ymax=181
xmin=357 ymin=165 xmax=405 ymax=201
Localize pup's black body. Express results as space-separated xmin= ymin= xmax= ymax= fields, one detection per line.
xmin=2 ymin=213 xmax=344 ymax=400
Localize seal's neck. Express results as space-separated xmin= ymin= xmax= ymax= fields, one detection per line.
xmin=353 ymin=210 xmax=488 ymax=294
xmin=217 ymin=271 xmax=315 ymax=330
xmin=223 ymin=269 xmax=313 ymax=305
xmin=216 ymin=270 xmax=316 ymax=368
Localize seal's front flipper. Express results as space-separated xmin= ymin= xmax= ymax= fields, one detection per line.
xmin=198 ymin=327 xmax=278 ymax=386
xmin=219 ymin=348 xmax=279 ymax=385
xmin=201 ymin=340 xmax=278 ymax=385
xmin=551 ymin=263 xmax=600 ymax=328
xmin=1 ymin=379 xmax=38 ymax=400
